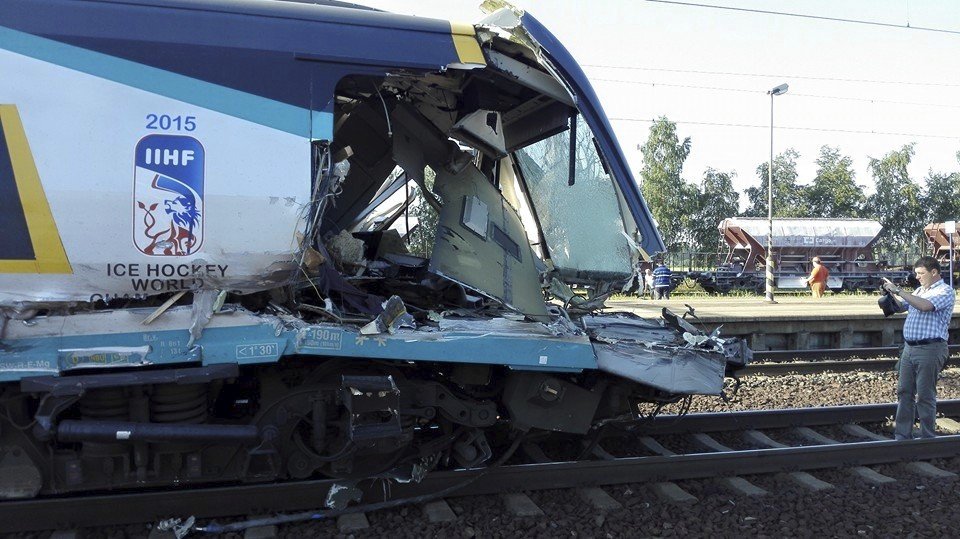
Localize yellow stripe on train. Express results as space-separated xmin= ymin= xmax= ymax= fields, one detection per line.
xmin=449 ymin=21 xmax=486 ymax=66
xmin=0 ymin=105 xmax=71 ymax=274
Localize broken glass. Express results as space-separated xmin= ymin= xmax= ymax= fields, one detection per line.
xmin=514 ymin=122 xmax=633 ymax=279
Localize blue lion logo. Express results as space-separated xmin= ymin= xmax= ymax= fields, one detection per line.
xmin=137 ymin=174 xmax=203 ymax=255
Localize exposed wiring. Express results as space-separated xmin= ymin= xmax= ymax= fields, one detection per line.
xmin=373 ymin=83 xmax=393 ymax=138
xmin=0 ymin=403 xmax=37 ymax=431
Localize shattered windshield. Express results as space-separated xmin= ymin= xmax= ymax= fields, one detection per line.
xmin=514 ymin=122 xmax=633 ymax=277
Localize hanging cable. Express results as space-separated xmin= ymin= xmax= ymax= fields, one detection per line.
xmin=607 ymin=117 xmax=960 ymax=140
xmin=372 ymin=83 xmax=393 ymax=138
xmin=644 ymin=0 xmax=960 ymax=35
xmin=583 ymin=65 xmax=960 ymax=88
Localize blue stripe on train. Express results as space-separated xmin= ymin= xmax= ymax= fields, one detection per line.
xmin=0 ymin=0 xmax=464 ymax=136
xmin=0 ymin=25 xmax=331 ymax=139
xmin=0 ymin=322 xmax=595 ymax=382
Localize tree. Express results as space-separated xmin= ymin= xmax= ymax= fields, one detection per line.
xmin=865 ymin=144 xmax=925 ymax=253
xmin=743 ymin=148 xmax=807 ymax=218
xmin=639 ymin=117 xmax=699 ymax=250
xmin=805 ymin=146 xmax=866 ymax=218
xmin=923 ymin=152 xmax=960 ymax=224
xmin=690 ymin=168 xmax=739 ymax=252
xmin=406 ymin=167 xmax=439 ymax=257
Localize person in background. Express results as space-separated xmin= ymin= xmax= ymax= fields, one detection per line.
xmin=643 ymin=268 xmax=655 ymax=299
xmin=806 ymin=256 xmax=829 ymax=298
xmin=653 ymin=261 xmax=672 ymax=300
xmin=881 ymin=256 xmax=955 ymax=440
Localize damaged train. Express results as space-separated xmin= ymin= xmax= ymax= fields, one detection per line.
xmin=0 ymin=0 xmax=749 ymax=499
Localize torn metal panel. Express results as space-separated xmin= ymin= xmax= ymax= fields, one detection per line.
xmin=498 ymin=155 xmax=544 ymax=257
xmin=484 ymin=49 xmax=574 ymax=106
xmin=449 ymin=109 xmax=507 ymax=158
xmin=582 ymin=314 xmax=673 ymax=343
xmin=359 ymin=295 xmax=415 ymax=334
xmin=347 ymin=168 xmax=408 ymax=231
xmin=325 ymin=482 xmax=363 ymax=510
xmin=437 ymin=315 xmax=575 ymax=338
xmin=429 ymin=164 xmax=549 ymax=321
xmin=390 ymin=101 xmax=471 ymax=180
xmin=593 ymin=343 xmax=727 ymax=395
xmin=187 ymin=289 xmax=226 ymax=346
xmin=583 ymin=313 xmax=746 ymax=394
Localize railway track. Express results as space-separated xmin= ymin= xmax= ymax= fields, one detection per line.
xmin=743 ymin=358 xmax=900 ymax=376
xmin=743 ymin=344 xmax=960 ymax=376
xmin=5 ymin=401 xmax=960 ymax=534
xmin=754 ymin=344 xmax=960 ymax=362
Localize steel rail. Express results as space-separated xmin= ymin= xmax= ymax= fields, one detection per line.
xmin=4 ymin=401 xmax=960 ymax=532
xmin=754 ymin=344 xmax=960 ymax=362
xmin=4 ymin=435 xmax=960 ymax=532
xmin=742 ymin=358 xmax=898 ymax=376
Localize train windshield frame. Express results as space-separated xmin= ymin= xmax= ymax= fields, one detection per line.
xmin=513 ymin=124 xmax=635 ymax=280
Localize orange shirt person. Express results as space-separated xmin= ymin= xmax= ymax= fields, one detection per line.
xmin=807 ymin=257 xmax=829 ymax=298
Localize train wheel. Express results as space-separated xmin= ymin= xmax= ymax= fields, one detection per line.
xmin=255 ymin=383 xmax=411 ymax=481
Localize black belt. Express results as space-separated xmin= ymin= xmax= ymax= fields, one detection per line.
xmin=905 ymin=338 xmax=945 ymax=346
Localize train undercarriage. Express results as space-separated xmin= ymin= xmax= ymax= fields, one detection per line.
xmin=0 ymin=354 xmax=721 ymax=498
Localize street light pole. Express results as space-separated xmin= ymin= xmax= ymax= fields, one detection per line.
xmin=765 ymin=83 xmax=788 ymax=303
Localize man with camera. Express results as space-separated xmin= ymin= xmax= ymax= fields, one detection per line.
xmin=881 ymin=256 xmax=955 ymax=439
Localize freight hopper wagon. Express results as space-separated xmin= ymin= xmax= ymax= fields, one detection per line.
xmin=924 ymin=222 xmax=960 ymax=287
xmin=0 ymin=0 xmax=749 ymax=500
xmin=690 ymin=218 xmax=911 ymax=294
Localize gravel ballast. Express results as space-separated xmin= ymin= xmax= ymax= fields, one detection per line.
xmin=687 ymin=367 xmax=960 ymax=413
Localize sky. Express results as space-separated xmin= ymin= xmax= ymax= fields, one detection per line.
xmin=353 ymin=0 xmax=960 ymax=204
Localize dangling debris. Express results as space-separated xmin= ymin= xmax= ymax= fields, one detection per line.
xmin=360 ymin=295 xmax=415 ymax=334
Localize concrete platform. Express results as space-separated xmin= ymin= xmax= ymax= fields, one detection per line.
xmin=608 ymin=295 xmax=960 ymax=351
xmin=606 ymin=295 xmax=920 ymax=323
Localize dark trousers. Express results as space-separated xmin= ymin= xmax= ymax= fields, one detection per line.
xmin=895 ymin=341 xmax=948 ymax=439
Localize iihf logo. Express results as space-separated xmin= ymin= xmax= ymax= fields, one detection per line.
xmin=133 ymin=135 xmax=205 ymax=256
